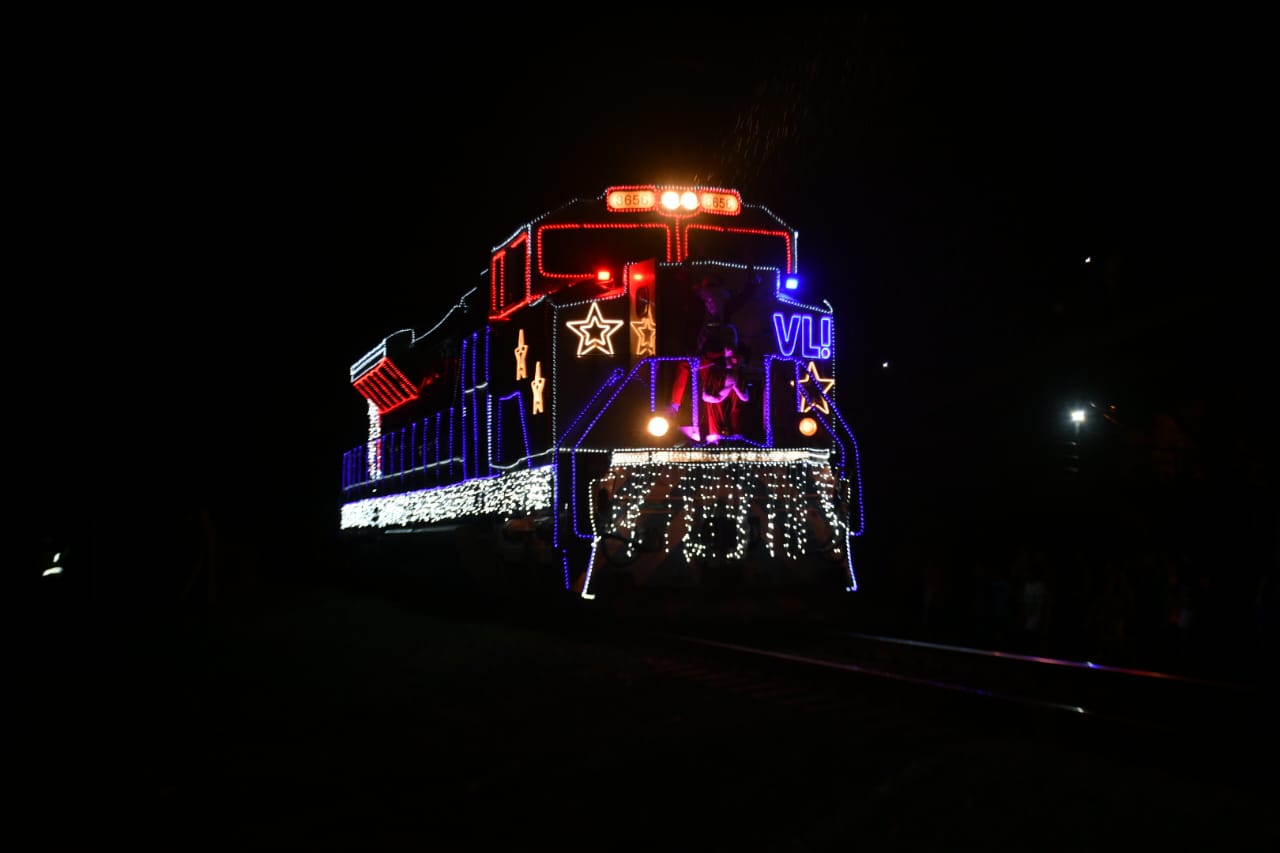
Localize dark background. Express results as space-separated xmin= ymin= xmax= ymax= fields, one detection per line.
xmin=20 ymin=12 xmax=1275 ymax=662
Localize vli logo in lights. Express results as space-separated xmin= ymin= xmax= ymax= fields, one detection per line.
xmin=772 ymin=312 xmax=832 ymax=360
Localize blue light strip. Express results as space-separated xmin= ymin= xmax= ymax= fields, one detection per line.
xmin=496 ymin=391 xmax=535 ymax=470
xmin=485 ymin=327 xmax=494 ymax=476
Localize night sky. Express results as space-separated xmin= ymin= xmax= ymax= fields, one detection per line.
xmin=23 ymin=12 xmax=1273 ymax=590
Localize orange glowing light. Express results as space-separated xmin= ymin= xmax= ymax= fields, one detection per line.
xmin=699 ymin=190 xmax=742 ymax=215
xmin=607 ymin=189 xmax=657 ymax=211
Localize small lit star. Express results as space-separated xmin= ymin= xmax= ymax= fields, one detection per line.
xmin=791 ymin=361 xmax=835 ymax=413
xmin=631 ymin=310 xmax=657 ymax=357
xmin=514 ymin=329 xmax=529 ymax=380
xmin=531 ymin=361 xmax=545 ymax=414
xmin=566 ymin=301 xmax=625 ymax=356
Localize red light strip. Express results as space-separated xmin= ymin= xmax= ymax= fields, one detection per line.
xmin=490 ymin=231 xmax=530 ymax=316
xmin=681 ymin=224 xmax=794 ymax=272
xmin=353 ymin=357 xmax=419 ymax=415
xmin=535 ymin=222 xmax=673 ymax=282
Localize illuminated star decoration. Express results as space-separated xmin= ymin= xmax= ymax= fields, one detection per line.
xmin=566 ymin=301 xmax=625 ymax=356
xmin=631 ymin=309 xmax=657 ymax=357
xmin=531 ymin=361 xmax=545 ymax=414
xmin=514 ymin=329 xmax=529 ymax=380
xmin=792 ymin=361 xmax=835 ymax=414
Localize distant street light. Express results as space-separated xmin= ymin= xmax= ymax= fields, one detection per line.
xmin=1067 ymin=408 xmax=1086 ymax=474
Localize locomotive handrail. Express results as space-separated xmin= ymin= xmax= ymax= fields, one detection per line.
xmin=558 ymin=356 xmax=704 ymax=451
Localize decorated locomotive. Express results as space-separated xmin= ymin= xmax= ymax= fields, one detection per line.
xmin=339 ymin=184 xmax=866 ymax=611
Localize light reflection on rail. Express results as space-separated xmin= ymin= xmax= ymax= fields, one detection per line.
xmin=662 ymin=633 xmax=1101 ymax=720
xmin=658 ymin=628 xmax=1260 ymax=730
xmin=836 ymin=631 xmax=1250 ymax=689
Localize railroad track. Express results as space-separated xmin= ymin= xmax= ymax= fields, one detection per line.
xmin=619 ymin=624 xmax=1274 ymax=744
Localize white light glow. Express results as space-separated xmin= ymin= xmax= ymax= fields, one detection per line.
xmin=566 ymin=302 xmax=625 ymax=356
xmin=647 ymin=416 xmax=669 ymax=437
xmin=587 ymin=454 xmax=846 ymax=570
xmin=611 ymin=448 xmax=825 ymax=466
xmin=341 ymin=465 xmax=555 ymax=529
xmin=367 ymin=400 xmax=383 ymax=480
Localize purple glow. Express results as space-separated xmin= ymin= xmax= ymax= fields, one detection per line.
xmin=497 ymin=391 xmax=534 ymax=468
xmin=762 ymin=355 xmax=776 ymax=447
xmin=570 ymin=452 xmax=593 ymax=541
xmin=560 ymin=367 xmax=626 ymax=446
xmin=485 ymin=327 xmax=493 ymax=473
xmin=420 ymin=418 xmax=429 ymax=483
xmin=551 ymin=462 xmax=563 ymax=549
xmin=472 ymin=332 xmax=481 ymax=478
xmin=434 ymin=411 xmax=442 ymax=485
xmin=792 ymin=368 xmax=866 ymax=538
xmin=460 ymin=337 xmax=469 ymax=482
xmin=448 ymin=406 xmax=456 ymax=481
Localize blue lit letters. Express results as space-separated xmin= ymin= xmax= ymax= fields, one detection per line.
xmin=772 ymin=312 xmax=832 ymax=360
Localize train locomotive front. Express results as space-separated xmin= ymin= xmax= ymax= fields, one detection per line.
xmin=339 ymin=184 xmax=866 ymax=617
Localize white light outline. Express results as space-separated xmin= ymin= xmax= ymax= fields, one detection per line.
xmin=566 ymin=301 xmax=625 ymax=357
